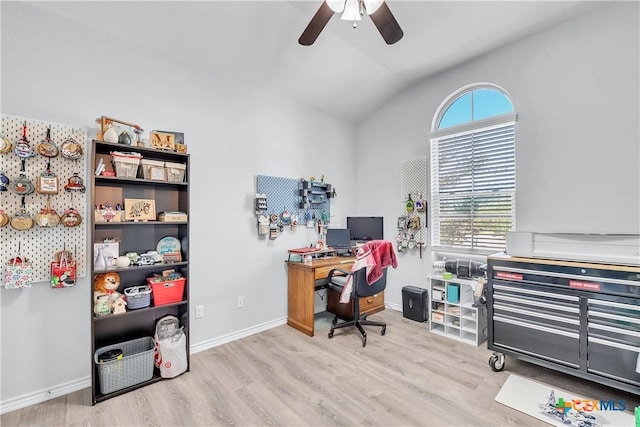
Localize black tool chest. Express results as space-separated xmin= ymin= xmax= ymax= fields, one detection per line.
xmin=487 ymin=254 xmax=640 ymax=395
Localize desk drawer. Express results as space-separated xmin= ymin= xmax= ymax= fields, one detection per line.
xmin=361 ymin=291 xmax=384 ymax=314
xmin=315 ymin=264 xmax=352 ymax=280
xmin=327 ymin=289 xmax=384 ymax=319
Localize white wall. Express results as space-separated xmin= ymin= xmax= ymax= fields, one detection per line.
xmin=0 ymin=2 xmax=357 ymax=406
xmin=357 ymin=2 xmax=639 ymax=306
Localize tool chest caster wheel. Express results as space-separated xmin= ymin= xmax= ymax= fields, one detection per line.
xmin=489 ymin=353 xmax=505 ymax=372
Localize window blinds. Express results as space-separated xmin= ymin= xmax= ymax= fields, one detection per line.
xmin=430 ymin=122 xmax=516 ymax=251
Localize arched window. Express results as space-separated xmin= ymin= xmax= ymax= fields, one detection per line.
xmin=429 ymin=83 xmax=517 ymax=252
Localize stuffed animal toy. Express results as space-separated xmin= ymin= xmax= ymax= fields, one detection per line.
xmin=93 ymin=272 xmax=123 ymax=315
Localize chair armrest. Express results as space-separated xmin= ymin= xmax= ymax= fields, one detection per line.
xmin=327 ymin=268 xmax=352 ymax=292
xmin=328 ymin=268 xmax=352 ymax=281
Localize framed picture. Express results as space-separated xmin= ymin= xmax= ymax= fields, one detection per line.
xmin=397 ymin=217 xmax=406 ymax=229
xmin=124 ymin=198 xmax=156 ymax=221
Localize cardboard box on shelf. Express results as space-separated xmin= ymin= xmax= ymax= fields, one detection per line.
xmin=158 ymin=212 xmax=188 ymax=222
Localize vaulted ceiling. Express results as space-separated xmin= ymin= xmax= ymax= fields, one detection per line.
xmin=30 ymin=1 xmax=605 ymax=123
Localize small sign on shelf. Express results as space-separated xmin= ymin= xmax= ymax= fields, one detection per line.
xmin=124 ymin=199 xmax=156 ymax=221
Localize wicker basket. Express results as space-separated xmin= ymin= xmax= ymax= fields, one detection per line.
xmin=111 ymin=155 xmax=140 ymax=178
xmin=124 ymin=285 xmax=151 ymax=309
xmin=164 ymin=162 xmax=186 ymax=183
xmin=140 ymin=159 xmax=165 ymax=180
xmin=94 ymin=336 xmax=154 ymax=395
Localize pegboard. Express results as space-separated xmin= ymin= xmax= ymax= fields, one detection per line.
xmin=0 ymin=114 xmax=87 ymax=286
xmin=401 ymin=157 xmax=427 ymax=201
xmin=399 ymin=157 xmax=428 ymax=251
xmin=256 ymin=175 xmax=300 ymax=219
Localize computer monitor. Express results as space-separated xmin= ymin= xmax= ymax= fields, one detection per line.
xmin=346 ymin=216 xmax=384 ymax=242
xmin=326 ymin=228 xmax=352 ymax=254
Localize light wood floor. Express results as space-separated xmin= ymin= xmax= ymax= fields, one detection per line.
xmin=3 ymin=309 xmax=638 ymax=426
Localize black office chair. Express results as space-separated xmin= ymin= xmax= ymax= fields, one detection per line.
xmin=326 ymin=266 xmax=388 ymax=347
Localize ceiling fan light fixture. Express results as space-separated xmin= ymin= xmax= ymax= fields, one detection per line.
xmin=325 ymin=0 xmax=345 ymax=13
xmin=363 ymin=0 xmax=383 ymax=14
xmin=340 ymin=0 xmax=362 ymax=22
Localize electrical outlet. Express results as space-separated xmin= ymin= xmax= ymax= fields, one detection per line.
xmin=237 ymin=296 xmax=244 ymax=308
xmin=195 ymin=305 xmax=204 ymax=318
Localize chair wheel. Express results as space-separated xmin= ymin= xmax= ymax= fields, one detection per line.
xmin=328 ymin=329 xmax=334 ymax=339
xmin=362 ymin=333 xmax=367 ymax=347
xmin=381 ymin=326 xmax=386 ymax=336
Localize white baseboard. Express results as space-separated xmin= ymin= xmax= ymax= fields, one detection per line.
xmin=386 ymin=302 xmax=402 ymax=312
xmin=0 ymin=376 xmax=90 ymax=415
xmin=190 ymin=316 xmax=288 ymax=354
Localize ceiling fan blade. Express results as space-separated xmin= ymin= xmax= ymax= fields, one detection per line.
xmin=299 ymin=1 xmax=335 ymax=46
xmin=369 ymin=2 xmax=403 ymax=45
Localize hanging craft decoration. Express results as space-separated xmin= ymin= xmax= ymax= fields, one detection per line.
xmin=4 ymin=243 xmax=33 ymax=289
xmin=36 ymin=126 xmax=59 ymax=158
xmin=258 ymin=214 xmax=269 ymax=235
xmin=36 ymin=162 xmax=59 ymax=195
xmin=10 ymin=206 xmax=34 ymax=230
xmin=415 ymin=193 xmax=426 ymax=212
xmin=61 ymin=192 xmax=82 ymax=227
xmin=13 ymin=121 xmax=36 ymax=176
xmin=14 ymin=121 xmax=36 ymax=161
xmin=60 ymin=137 xmax=83 ymax=160
xmin=0 ymin=172 xmax=8 ymax=191
xmin=269 ymin=212 xmax=279 ymax=239
xmin=10 ymin=174 xmax=35 ymax=195
xmin=405 ymin=193 xmax=414 ymax=213
xmin=0 ymin=174 xmax=8 ymax=227
xmin=35 ymin=196 xmax=60 ymax=228
xmin=61 ymin=208 xmax=82 ymax=227
xmin=0 ymin=133 xmax=12 ymax=154
xmin=281 ymin=210 xmax=291 ymax=225
xmin=50 ymin=249 xmax=77 ymax=288
xmin=64 ymin=172 xmax=85 ymax=192
xmin=0 ymin=209 xmax=8 ymax=227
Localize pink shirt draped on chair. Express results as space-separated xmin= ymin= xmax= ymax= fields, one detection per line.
xmin=340 ymin=240 xmax=398 ymax=303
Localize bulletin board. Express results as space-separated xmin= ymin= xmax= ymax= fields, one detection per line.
xmin=0 ymin=114 xmax=88 ymax=286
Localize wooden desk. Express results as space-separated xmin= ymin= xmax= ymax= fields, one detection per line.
xmin=287 ymin=257 xmax=385 ymax=336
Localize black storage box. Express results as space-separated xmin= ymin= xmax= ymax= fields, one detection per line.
xmin=402 ymin=286 xmax=429 ymax=322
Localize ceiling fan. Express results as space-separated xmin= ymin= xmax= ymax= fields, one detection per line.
xmin=299 ymin=0 xmax=403 ymax=46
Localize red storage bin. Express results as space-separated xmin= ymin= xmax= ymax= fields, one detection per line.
xmin=147 ymin=277 xmax=186 ymax=306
